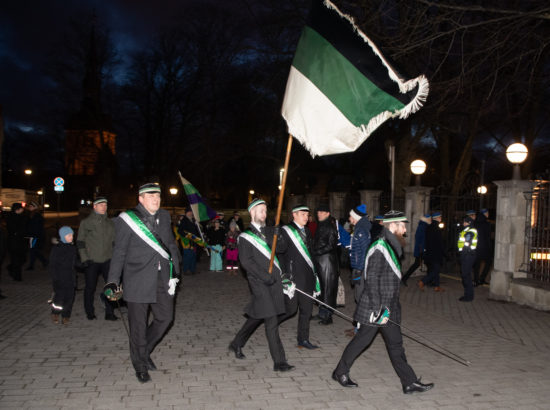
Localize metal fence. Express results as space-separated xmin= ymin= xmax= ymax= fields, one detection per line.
xmin=525 ymin=181 xmax=550 ymax=282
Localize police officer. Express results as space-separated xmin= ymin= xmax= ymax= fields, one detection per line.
xmin=458 ymin=216 xmax=478 ymax=302
xmin=105 ymin=183 xmax=181 ymax=383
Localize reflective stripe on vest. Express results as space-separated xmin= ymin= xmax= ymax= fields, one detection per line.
xmin=458 ymin=227 xmax=478 ymax=251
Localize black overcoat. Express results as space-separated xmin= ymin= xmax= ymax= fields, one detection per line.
xmin=312 ymin=217 xmax=340 ymax=306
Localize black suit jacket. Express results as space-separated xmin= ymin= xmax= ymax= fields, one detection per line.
xmin=279 ymin=222 xmax=316 ymax=294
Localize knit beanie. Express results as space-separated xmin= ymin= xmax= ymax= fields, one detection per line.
xmin=349 ymin=204 xmax=367 ymax=221
xmin=59 ymin=226 xmax=74 ymax=243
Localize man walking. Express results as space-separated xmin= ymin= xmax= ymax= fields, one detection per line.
xmin=418 ymin=212 xmax=446 ymax=292
xmin=401 ymin=214 xmax=430 ymax=286
xmin=106 ymin=183 xmax=181 ymax=383
xmin=229 ymin=198 xmax=295 ymax=372
xmin=312 ymin=204 xmax=339 ymax=325
xmin=332 ymin=211 xmax=434 ymax=395
xmin=77 ymin=197 xmax=117 ymax=320
xmin=458 ymin=215 xmax=477 ymax=302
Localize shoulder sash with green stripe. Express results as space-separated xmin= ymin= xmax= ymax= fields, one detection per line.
xmin=364 ymin=238 xmax=402 ymax=279
xmin=239 ymin=230 xmax=281 ymax=272
xmin=119 ymin=210 xmax=173 ymax=278
xmin=282 ymin=224 xmax=315 ymax=272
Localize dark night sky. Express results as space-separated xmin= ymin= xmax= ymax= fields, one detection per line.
xmin=0 ymin=0 xmax=198 ymax=129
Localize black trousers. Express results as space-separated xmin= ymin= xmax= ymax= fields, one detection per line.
xmin=84 ymin=261 xmax=114 ymax=316
xmin=335 ymin=322 xmax=417 ymax=387
xmin=232 ymin=298 xmax=297 ymax=365
xmin=284 ymin=289 xmax=313 ymax=342
xmin=126 ymin=278 xmax=174 ymax=373
xmin=52 ymin=285 xmax=75 ymax=318
xmin=473 ymin=256 xmax=492 ymax=283
xmin=8 ymin=242 xmax=26 ymax=281
xmin=460 ymin=252 xmax=476 ymax=300
xmin=402 ymin=256 xmax=421 ymax=282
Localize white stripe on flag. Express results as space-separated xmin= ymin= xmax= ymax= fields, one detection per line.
xmin=282 ymin=66 xmax=364 ymax=156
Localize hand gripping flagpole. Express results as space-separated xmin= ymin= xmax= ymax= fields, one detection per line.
xmin=293 ymin=287 xmax=471 ymax=367
xmin=268 ymin=135 xmax=293 ymax=274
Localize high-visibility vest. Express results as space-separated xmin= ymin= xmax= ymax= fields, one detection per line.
xmin=458 ymin=227 xmax=478 ymax=251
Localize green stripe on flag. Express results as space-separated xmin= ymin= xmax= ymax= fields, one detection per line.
xmin=292 ymin=26 xmax=404 ymax=126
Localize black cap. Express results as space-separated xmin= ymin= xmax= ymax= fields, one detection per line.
xmin=316 ymin=203 xmax=330 ymax=212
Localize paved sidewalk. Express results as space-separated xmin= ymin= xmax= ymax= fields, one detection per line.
xmin=1 ymin=263 xmax=550 ymax=409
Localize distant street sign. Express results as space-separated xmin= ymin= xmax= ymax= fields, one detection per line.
xmin=54 ymin=186 xmax=64 ymax=192
xmin=53 ymin=177 xmax=65 ymax=186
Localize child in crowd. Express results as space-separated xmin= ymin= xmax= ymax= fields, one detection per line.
xmin=225 ymin=221 xmax=240 ymax=275
xmin=49 ymin=226 xmax=77 ymax=325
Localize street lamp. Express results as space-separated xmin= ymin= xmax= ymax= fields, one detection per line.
xmin=410 ymin=159 xmax=426 ymax=186
xmin=24 ymin=169 xmax=32 ymax=175
xmin=24 ymin=169 xmax=32 ymax=189
xmin=248 ymin=189 xmax=255 ymax=203
xmin=506 ymin=143 xmax=528 ymax=180
xmin=169 ymin=187 xmax=178 ymax=215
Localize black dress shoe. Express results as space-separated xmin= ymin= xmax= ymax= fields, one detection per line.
xmin=297 ymin=340 xmax=319 ymax=349
xmin=135 ymin=371 xmax=151 ymax=383
xmin=459 ymin=296 xmax=473 ymax=302
xmin=228 ymin=343 xmax=245 ymax=359
xmin=87 ymin=314 xmax=97 ymax=320
xmin=319 ymin=317 xmax=333 ymax=325
xmin=146 ymin=357 xmax=157 ymax=371
xmin=403 ymin=380 xmax=434 ymax=394
xmin=332 ymin=371 xmax=358 ymax=387
xmin=105 ymin=313 xmax=118 ymax=321
xmin=274 ymin=362 xmax=295 ymax=372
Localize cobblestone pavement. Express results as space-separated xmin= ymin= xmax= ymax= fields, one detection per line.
xmin=1 ymin=262 xmax=550 ymax=410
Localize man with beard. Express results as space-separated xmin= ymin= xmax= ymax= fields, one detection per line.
xmin=105 ymin=183 xmax=181 ymax=383
xmin=280 ymin=205 xmax=321 ymax=349
xmin=312 ymin=203 xmax=339 ymax=325
xmin=229 ymin=198 xmax=295 ymax=372
xmin=332 ymin=210 xmax=434 ymax=395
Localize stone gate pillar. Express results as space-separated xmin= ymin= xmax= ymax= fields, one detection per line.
xmin=358 ymin=190 xmax=382 ymax=219
xmin=305 ymin=193 xmax=320 ymax=214
xmin=328 ymin=192 xmax=347 ymax=220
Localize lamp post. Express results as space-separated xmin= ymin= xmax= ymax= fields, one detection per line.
xmin=506 ymin=143 xmax=528 ymax=180
xmin=477 ymin=185 xmax=487 ymax=209
xmin=410 ymin=159 xmax=426 ymax=186
xmin=169 ymin=187 xmax=178 ymax=215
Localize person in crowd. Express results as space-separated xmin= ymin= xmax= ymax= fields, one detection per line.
xmin=418 ymin=212 xmax=446 ymax=292
xmin=348 ymin=204 xmax=371 ymax=302
xmin=49 ymin=226 xmax=77 ymax=325
xmin=332 ymin=210 xmax=434 ymax=395
xmin=225 ymin=221 xmax=240 ymax=274
xmin=178 ymin=208 xmax=200 ymax=274
xmin=207 ymin=218 xmax=226 ymax=271
xmin=77 ymin=197 xmax=117 ymax=321
xmin=6 ymin=203 xmax=28 ymax=281
xmin=402 ymin=214 xmax=431 ymax=286
xmin=279 ymin=205 xmax=320 ymax=349
xmin=105 ymin=182 xmax=181 ymax=383
xmin=25 ymin=201 xmax=48 ymax=270
xmin=473 ymin=208 xmax=492 ymax=286
xmin=370 ymin=215 xmax=385 ymax=240
xmin=306 ymin=214 xmax=318 ymax=237
xmin=229 ymin=198 xmax=295 ymax=372
xmin=228 ymin=212 xmax=244 ymax=232
xmin=312 ymin=203 xmax=339 ymax=325
xmin=458 ymin=215 xmax=478 ymax=302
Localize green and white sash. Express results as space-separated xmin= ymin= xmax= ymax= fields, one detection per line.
xmin=364 ymin=238 xmax=401 ymax=279
xmin=119 ymin=210 xmax=173 ymax=279
xmin=239 ymin=230 xmax=281 ymax=272
xmin=282 ymin=224 xmax=321 ymax=297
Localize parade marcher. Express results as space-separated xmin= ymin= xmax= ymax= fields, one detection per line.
xmin=6 ymin=203 xmax=28 ymax=281
xmin=348 ymin=204 xmax=371 ymax=301
xmin=229 ymin=198 xmax=295 ymax=372
xmin=418 ymin=212 xmax=446 ymax=292
xmin=402 ymin=214 xmax=431 ymax=286
xmin=473 ymin=209 xmax=492 ymax=286
xmin=178 ymin=208 xmax=199 ymax=275
xmin=49 ymin=226 xmax=77 ymax=325
xmin=279 ymin=204 xmax=321 ymax=349
xmin=206 ymin=219 xmax=225 ymax=271
xmin=25 ymin=201 xmax=48 ymax=270
xmin=458 ymin=216 xmax=478 ymax=302
xmin=332 ymin=210 xmax=434 ymax=395
xmin=312 ymin=203 xmax=339 ymax=325
xmin=225 ymin=221 xmax=240 ymax=274
xmin=105 ymin=183 xmax=181 ymax=383
xmin=77 ymin=197 xmax=117 ymax=321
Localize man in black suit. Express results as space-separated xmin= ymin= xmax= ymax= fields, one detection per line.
xmin=228 ymin=198 xmax=295 ymax=372
xmin=106 ymin=182 xmax=181 ymax=383
xmin=279 ymin=204 xmax=320 ymax=349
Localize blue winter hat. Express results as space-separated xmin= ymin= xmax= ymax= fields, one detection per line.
xmin=424 ymin=213 xmax=432 ymax=218
xmin=374 ymin=215 xmax=384 ymax=221
xmin=480 ymin=208 xmax=488 ymax=214
xmin=431 ymin=211 xmax=442 ymax=218
xmin=59 ymin=226 xmax=74 ymax=243
xmin=350 ymin=204 xmax=367 ymax=220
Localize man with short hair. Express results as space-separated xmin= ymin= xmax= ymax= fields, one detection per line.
xmin=332 ymin=210 xmax=434 ymax=395
xmin=312 ymin=203 xmax=339 ymax=325
xmin=106 ymin=183 xmax=181 ymax=383
xmin=77 ymin=197 xmax=117 ymax=320
xmin=279 ymin=205 xmax=320 ymax=349
xmin=229 ymin=198 xmax=295 ymax=372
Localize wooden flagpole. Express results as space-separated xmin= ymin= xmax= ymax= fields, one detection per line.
xmin=268 ymin=134 xmax=293 ymax=274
